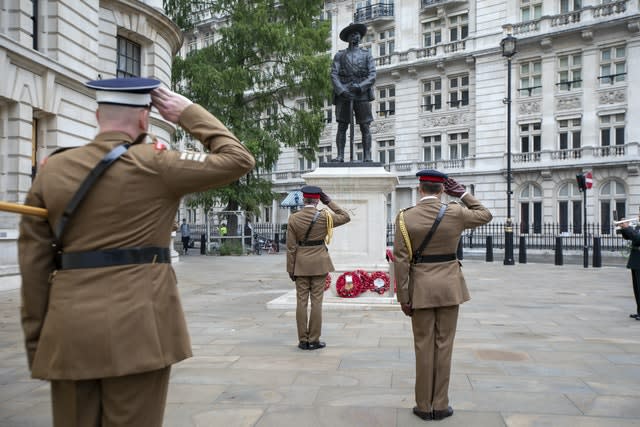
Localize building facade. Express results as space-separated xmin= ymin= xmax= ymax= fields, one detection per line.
xmin=0 ymin=0 xmax=182 ymax=273
xmin=265 ymin=0 xmax=639 ymax=235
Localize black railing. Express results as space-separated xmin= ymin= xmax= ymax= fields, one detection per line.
xmin=354 ymin=3 xmax=394 ymax=22
xmin=386 ymin=222 xmax=628 ymax=252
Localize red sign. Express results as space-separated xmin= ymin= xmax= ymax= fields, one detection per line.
xmin=585 ymin=171 xmax=593 ymax=189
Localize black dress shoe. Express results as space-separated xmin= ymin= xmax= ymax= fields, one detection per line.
xmin=307 ymin=341 xmax=326 ymax=350
xmin=298 ymin=341 xmax=309 ymax=350
xmin=412 ymin=406 xmax=433 ymax=420
xmin=433 ymin=406 xmax=453 ymax=420
xmin=630 ymin=313 xmax=639 ymax=319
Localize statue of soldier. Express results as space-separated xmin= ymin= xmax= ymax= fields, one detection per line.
xmin=330 ymin=23 xmax=376 ymax=162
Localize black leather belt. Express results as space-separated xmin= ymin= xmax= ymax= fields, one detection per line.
xmin=57 ymin=247 xmax=171 ymax=270
xmin=414 ymin=254 xmax=456 ymax=263
xmin=297 ymin=240 xmax=324 ymax=247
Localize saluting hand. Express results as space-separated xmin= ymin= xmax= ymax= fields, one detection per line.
xmin=151 ymin=87 xmax=193 ymax=124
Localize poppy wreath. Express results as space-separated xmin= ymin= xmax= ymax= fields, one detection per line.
xmin=354 ymin=269 xmax=372 ymax=291
xmin=324 ymin=273 xmax=331 ymax=291
xmin=335 ymin=271 xmax=363 ymax=298
xmin=369 ymin=271 xmax=390 ymax=295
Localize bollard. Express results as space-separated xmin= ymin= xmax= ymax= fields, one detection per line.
xmin=457 ymin=238 xmax=464 ymax=260
xmin=518 ymin=235 xmax=527 ymax=264
xmin=274 ymin=232 xmax=280 ymax=252
xmin=554 ymin=236 xmax=563 ymax=265
xmin=486 ymin=235 xmax=493 ymax=262
xmin=200 ymin=233 xmax=206 ymax=255
xmin=592 ymin=237 xmax=602 ymax=268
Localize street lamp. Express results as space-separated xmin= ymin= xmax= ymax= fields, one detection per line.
xmin=501 ymin=33 xmax=517 ymax=266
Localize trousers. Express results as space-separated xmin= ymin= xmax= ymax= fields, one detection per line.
xmin=295 ymin=275 xmax=326 ymax=343
xmin=411 ymin=305 xmax=459 ymax=412
xmin=50 ymin=366 xmax=171 ymax=427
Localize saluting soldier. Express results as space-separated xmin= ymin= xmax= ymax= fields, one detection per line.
xmin=18 ymin=78 xmax=255 ymax=426
xmin=393 ymin=170 xmax=492 ymax=421
xmin=330 ymin=23 xmax=376 ymax=162
xmin=286 ymin=186 xmax=350 ymax=350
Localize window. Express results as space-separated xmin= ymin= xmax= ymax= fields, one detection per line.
xmin=298 ymin=155 xmax=314 ymax=171
xmin=558 ymin=182 xmax=582 ymax=233
xmin=558 ymin=118 xmax=581 ymax=158
xmin=519 ymin=183 xmax=543 ymax=234
xmin=361 ymin=32 xmax=375 ymax=54
xmin=599 ymin=180 xmax=626 ymax=234
xmin=448 ymin=75 xmax=469 ymax=108
xmin=423 ymin=135 xmax=442 ymax=162
xmin=378 ymin=29 xmax=395 ymax=57
xmin=519 ymin=60 xmax=542 ymax=96
xmin=377 ymin=86 xmax=395 ymax=117
xmin=422 ymin=19 xmax=442 ymax=47
xmin=203 ymin=32 xmax=214 ymax=47
xmin=557 ymin=53 xmax=582 ymax=91
xmin=560 ymin=0 xmax=582 ymax=13
xmin=599 ymin=45 xmax=626 ymax=85
xmin=263 ymin=104 xmax=278 ymax=128
xmin=117 ymin=37 xmax=141 ymax=78
xmin=324 ymin=99 xmax=332 ymax=124
xmin=521 ymin=0 xmax=542 ymax=21
xmin=448 ymin=132 xmax=469 ymax=159
xmin=600 ymin=113 xmax=625 ymax=154
xmin=377 ymin=140 xmax=395 ymax=164
xmin=422 ymin=78 xmax=442 ymax=112
xmin=318 ymin=145 xmax=332 ymax=163
xmin=355 ymin=142 xmax=363 ymax=161
xmin=30 ymin=0 xmax=39 ymax=50
xmin=448 ymin=14 xmax=468 ymax=42
xmin=520 ymin=122 xmax=541 ymax=160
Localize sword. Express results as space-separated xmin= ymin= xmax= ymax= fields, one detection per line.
xmin=0 ymin=201 xmax=48 ymax=218
xmin=349 ymin=98 xmax=354 ymax=162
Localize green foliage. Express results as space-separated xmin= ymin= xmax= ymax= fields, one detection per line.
xmin=218 ymin=240 xmax=244 ymax=256
xmin=165 ymin=0 xmax=332 ymax=217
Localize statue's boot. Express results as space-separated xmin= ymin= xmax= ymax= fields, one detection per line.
xmin=335 ymin=133 xmax=346 ymax=162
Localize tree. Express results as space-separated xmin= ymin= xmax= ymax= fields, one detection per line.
xmin=165 ymin=0 xmax=332 ymax=234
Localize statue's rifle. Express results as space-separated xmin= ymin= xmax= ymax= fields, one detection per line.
xmin=349 ymin=98 xmax=355 ymax=162
xmin=0 ymin=201 xmax=48 ymax=218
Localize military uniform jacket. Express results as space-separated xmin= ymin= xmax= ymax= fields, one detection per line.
xmin=19 ymin=104 xmax=255 ymax=380
xmin=620 ymin=226 xmax=640 ymax=270
xmin=286 ymin=202 xmax=350 ymax=276
xmin=393 ymin=194 xmax=492 ymax=309
xmin=331 ymin=47 xmax=376 ymax=103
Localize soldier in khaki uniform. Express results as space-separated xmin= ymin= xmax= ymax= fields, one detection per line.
xmin=286 ymin=185 xmax=350 ymax=350
xmin=393 ymin=170 xmax=492 ymax=421
xmin=18 ymin=78 xmax=255 ymax=426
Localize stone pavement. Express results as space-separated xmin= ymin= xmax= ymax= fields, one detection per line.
xmin=1 ymin=254 xmax=640 ymax=427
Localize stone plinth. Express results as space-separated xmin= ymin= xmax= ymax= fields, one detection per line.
xmin=302 ymin=165 xmax=398 ymax=273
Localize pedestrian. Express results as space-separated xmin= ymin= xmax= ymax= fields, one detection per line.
xmin=180 ymin=218 xmax=191 ymax=254
xmin=618 ymin=218 xmax=640 ymax=320
xmin=286 ymin=185 xmax=350 ymax=350
xmin=330 ymin=23 xmax=376 ymax=162
xmin=18 ymin=77 xmax=255 ymax=426
xmin=393 ymin=169 xmax=492 ymax=421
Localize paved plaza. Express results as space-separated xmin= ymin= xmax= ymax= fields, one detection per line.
xmin=1 ymin=253 xmax=640 ymax=427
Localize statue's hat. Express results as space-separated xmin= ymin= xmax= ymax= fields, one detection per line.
xmin=339 ymin=23 xmax=367 ymax=42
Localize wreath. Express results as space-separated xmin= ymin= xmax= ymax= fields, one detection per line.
xmin=369 ymin=271 xmax=390 ymax=295
xmin=354 ymin=269 xmax=372 ymax=291
xmin=335 ymin=272 xmax=363 ymax=298
xmin=324 ymin=274 xmax=331 ymax=291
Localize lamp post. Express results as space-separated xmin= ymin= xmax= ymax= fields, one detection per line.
xmin=501 ymin=33 xmax=517 ymax=266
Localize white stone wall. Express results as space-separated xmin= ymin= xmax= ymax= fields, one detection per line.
xmin=0 ymin=0 xmax=182 ymax=273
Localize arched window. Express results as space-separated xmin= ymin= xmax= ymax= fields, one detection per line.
xmin=519 ymin=183 xmax=543 ymax=233
xmin=558 ymin=181 xmax=582 ymax=233
xmin=599 ymin=179 xmax=626 ymax=234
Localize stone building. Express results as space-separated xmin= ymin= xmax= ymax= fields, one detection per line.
xmin=265 ymin=0 xmax=640 ymax=234
xmin=0 ymin=0 xmax=182 ymax=273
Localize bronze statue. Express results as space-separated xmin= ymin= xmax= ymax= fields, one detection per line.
xmin=331 ymin=23 xmax=376 ymax=162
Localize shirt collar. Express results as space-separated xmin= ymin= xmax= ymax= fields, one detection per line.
xmin=419 ymin=195 xmax=440 ymax=202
